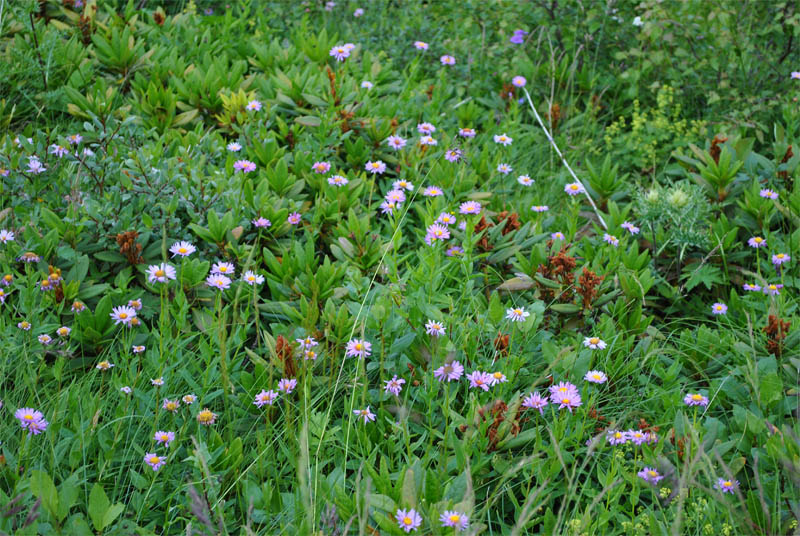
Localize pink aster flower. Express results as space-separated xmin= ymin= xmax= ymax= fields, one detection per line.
xmin=246 ymin=100 xmax=262 ymax=111
xmin=50 ymin=144 xmax=68 ymax=158
xmin=387 ymin=136 xmax=407 ymax=150
xmin=380 ymin=201 xmax=396 ymax=215
xmin=621 ymin=221 xmax=640 ymax=235
xmin=278 ymin=378 xmax=297 ymax=394
xmin=0 ymin=229 xmax=14 ymax=243
xmin=211 ymin=262 xmax=235 ymax=276
xmin=625 ymin=429 xmax=648 ymax=445
xmin=759 ymin=189 xmax=778 ymax=199
xmin=603 ymin=233 xmax=619 ymax=246
xmin=440 ymin=510 xmax=469 ymax=531
xmin=170 ymin=241 xmax=196 ymax=257
xmin=505 ymin=307 xmax=529 ymax=322
xmin=792 ymin=71 xmax=800 ymax=80
xmin=288 ymin=212 xmax=302 ymax=225
xmin=162 ymin=398 xmax=179 ymax=412
xmin=144 ymin=453 xmax=166 ymax=472
xmin=446 ymin=245 xmax=464 ymax=256
xmin=522 ymin=392 xmax=549 ymax=414
xmin=110 ymin=305 xmax=137 ymax=326
xmin=517 ymin=175 xmax=534 ymax=186
xmin=252 ymin=217 xmax=271 ymax=228
xmin=607 ymin=429 xmax=628 ymax=445
xmin=512 ymin=76 xmax=527 ymax=87
xmin=683 ymin=393 xmax=709 ymax=407
xmin=493 ymin=133 xmax=513 ymax=146
xmin=425 ymin=223 xmax=450 ymax=245
xmin=467 ymin=371 xmax=492 ymax=391
xmin=233 ymin=160 xmax=256 ymax=173
xmin=551 ymin=231 xmax=565 ymax=240
xmin=182 ymin=394 xmax=196 ymax=405
xmin=120 ymin=386 xmax=132 ymax=394
xmin=329 ymin=45 xmax=351 ymax=61
xmin=396 ymin=508 xmax=422 ymax=532
xmin=385 ymin=189 xmax=406 ymax=204
xmin=206 ymin=274 xmax=232 ymax=290
xmin=196 ymin=408 xmax=217 ymax=426
xmin=440 ymin=55 xmax=456 ymax=65
xmin=413 ymin=41 xmax=429 ymax=51
xmin=151 ymin=377 xmax=164 ymax=387
xmin=312 ymin=161 xmax=331 ymax=173
xmin=763 ymin=283 xmax=783 ymax=296
xmin=384 ymin=375 xmax=405 ymax=396
xmin=128 ymin=298 xmax=143 ymax=311
xmin=747 ymin=236 xmax=766 ymax=248
xmin=434 ymin=360 xmax=464 ymax=382
xmin=393 ymin=179 xmax=414 ymax=191
xmin=27 ymin=157 xmax=46 ymax=174
xmin=365 ymin=160 xmax=386 ymax=174
xmin=638 ymin=467 xmax=664 ymax=484
xmin=531 ymin=205 xmax=549 ymax=212
xmin=422 ymin=186 xmax=443 ymax=197
xmin=154 ymin=430 xmax=175 ymax=447
xmin=772 ymin=253 xmax=790 ymax=266
xmin=458 ymin=127 xmax=476 ymax=138
xmin=354 ymin=406 xmax=376 ymax=423
xmin=553 ymin=390 xmax=582 ymax=412
xmin=444 ymin=148 xmax=462 ymax=162
xmin=711 ymin=302 xmax=727 ymax=315
xmin=715 ymin=478 xmax=739 ymax=494
xmin=328 ymin=175 xmax=349 ymax=187
xmin=583 ymin=336 xmax=606 ymax=349
xmin=345 ymin=339 xmax=372 ymax=358
xmin=419 ymin=135 xmax=437 ymax=146
xmin=436 ymin=213 xmax=457 ymax=226
xmin=57 ymin=326 xmax=71 ymax=338
xmin=565 ymin=182 xmax=585 ymax=195
xmin=132 ymin=345 xmax=145 ymax=353
xmin=425 ymin=319 xmax=446 ymax=337
xmin=497 ymin=163 xmax=512 ymax=174
xmin=459 ymin=201 xmax=481 ymax=214
xmin=360 ymin=80 xmax=373 ymax=90
xmin=147 ymin=263 xmax=176 ymax=284
xmin=67 ymin=133 xmax=83 ymax=145
xmin=584 ymin=370 xmax=607 ymax=384
xmin=417 ymin=122 xmax=436 ymax=134
xmin=15 ymin=408 xmax=48 ymax=434
xmin=254 ymin=389 xmax=278 ymax=407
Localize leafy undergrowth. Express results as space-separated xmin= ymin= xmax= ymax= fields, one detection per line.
xmin=0 ymin=1 xmax=798 ymax=535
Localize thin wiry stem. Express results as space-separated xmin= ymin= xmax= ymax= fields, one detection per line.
xmin=521 ymin=87 xmax=608 ymax=231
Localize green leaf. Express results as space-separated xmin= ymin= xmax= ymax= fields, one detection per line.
xmin=295 ymin=116 xmax=321 ymax=127
xmin=88 ymin=483 xmax=110 ymax=532
xmin=29 ymin=470 xmax=59 ymax=520
xmin=103 ymin=503 xmax=125 ymax=529
xmin=682 ymin=264 xmax=723 ymax=292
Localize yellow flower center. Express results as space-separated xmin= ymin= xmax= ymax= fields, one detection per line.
xmin=178 ymin=247 xmax=187 ymax=253
xmin=24 ymin=414 xmax=33 ymax=421
xmin=149 ymin=456 xmax=160 ymax=464
xmin=589 ymin=338 xmax=599 ymax=344
xmin=649 ymin=471 xmax=657 ymax=477
xmin=493 ymin=372 xmax=503 ymax=379
xmin=723 ymin=481 xmax=732 ymax=487
xmin=593 ymin=374 xmax=602 ymax=380
xmin=777 ymin=254 xmax=784 ymax=259
xmin=166 ymin=403 xmax=177 ymax=410
xmin=615 ymin=432 xmax=622 ymax=438
xmin=450 ymin=515 xmax=460 ymax=522
xmin=155 ymin=269 xmax=165 ymax=277
xmin=562 ymin=398 xmax=570 ymax=404
xmin=119 ymin=313 xmax=128 ymax=319
xmin=355 ymin=343 xmax=362 ymax=350
xmin=692 ymin=394 xmax=703 ymax=401
xmin=769 ymin=285 xmax=777 ymax=290
xmin=219 ymin=267 xmax=227 ymax=272
xmin=403 ymin=517 xmax=412 ymax=525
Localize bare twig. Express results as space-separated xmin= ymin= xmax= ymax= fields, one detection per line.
xmin=28 ymin=13 xmax=47 ymax=91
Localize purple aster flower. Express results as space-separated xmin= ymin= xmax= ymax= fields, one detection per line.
xmin=446 ymin=245 xmax=464 ymax=257
xmin=440 ymin=55 xmax=456 ymax=65
xmin=154 ymin=430 xmax=175 ymax=447
xmin=288 ymin=212 xmax=302 ymax=225
xmin=384 ymin=375 xmax=405 ymax=396
xmin=497 ymin=163 xmax=512 ymax=174
xmin=517 ymin=174 xmax=534 ymax=186
xmin=360 ymin=80 xmax=373 ymax=90
xmin=254 ymin=389 xmax=278 ymax=407
xmin=459 ymin=201 xmax=481 ymax=214
xmin=512 ymin=76 xmax=527 ymax=87
xmin=387 ymin=136 xmax=407 ymax=150
xmin=603 ymin=233 xmax=619 ymax=247
xmin=565 ymin=182 xmax=585 ymax=195
xmin=422 ymin=186 xmax=443 ymax=197
xmin=27 ymin=157 xmax=46 ymax=174
xmin=762 ymin=283 xmax=783 ymax=296
xmin=245 ymin=100 xmax=262 ymax=111
xmin=425 ymin=319 xmax=446 ymax=337
xmin=233 ymin=160 xmax=256 ymax=173
xmin=227 ymin=142 xmax=242 ymax=152
xmin=759 ymin=189 xmax=778 ymax=200
xmin=329 ymin=45 xmax=351 ymax=61
xmin=510 ymin=29 xmax=528 ymax=44
xmin=683 ymin=393 xmax=709 ymax=407
xmin=625 ymin=429 xmax=648 ymax=445
xmin=144 ymin=453 xmax=166 ymax=472
xmin=354 ymin=406 xmax=376 ymax=423
xmin=417 ymin=122 xmax=436 ymax=134
xmin=488 ymin=371 xmax=507 ymax=386
xmin=211 ymin=262 xmax=235 ymax=277
xmin=714 ymin=478 xmax=739 ymax=494
xmin=607 ymin=429 xmax=628 ymax=445
xmin=15 ymin=408 xmax=48 ymax=435
xmin=396 ymin=508 xmax=422 ymax=532
xmin=743 ymin=283 xmax=761 ymax=292
xmin=413 ymin=41 xmax=429 ymax=51
xmin=506 ymin=307 xmax=529 ymax=322
xmin=551 ymin=231 xmax=565 ymax=240
xmin=419 ymin=135 xmax=437 ymax=146
xmin=345 ymin=339 xmax=372 ymax=358
xmin=380 ymin=201 xmax=396 ymax=215
xmin=493 ymin=133 xmax=513 ymax=145
xmin=385 ymin=189 xmax=406 ymax=204
xmin=444 ymin=148 xmax=462 ymax=162
xmin=458 ymin=128 xmax=476 ymax=138
xmin=772 ymin=253 xmax=790 ymax=266
xmin=522 ymin=392 xmax=549 ymax=414
xmin=311 ymin=161 xmax=331 ymax=174
xmin=278 ymin=378 xmax=297 ymax=394
xmin=621 ymin=221 xmax=640 ymax=235
xmin=585 ymin=370 xmax=607 ymax=384
xmin=466 ymin=371 xmax=492 ymax=391
xmin=425 ymin=223 xmax=450 ymax=245
xmin=365 ymin=160 xmax=386 ymax=174
xmin=434 ymin=360 xmax=464 ymax=381
xmin=328 ymin=175 xmax=349 ymax=187
xmin=252 ymin=217 xmax=272 ymax=228
xmin=531 ymin=205 xmax=549 ymax=212
xmin=393 ymin=179 xmax=414 ymax=191
xmin=436 ymin=213 xmax=457 ymax=226
xmin=711 ymin=303 xmax=727 ymax=315
xmin=440 ymin=510 xmax=469 ymax=530
xmin=638 ymin=467 xmax=664 ymax=484
xmin=747 ymin=236 xmax=766 ymax=248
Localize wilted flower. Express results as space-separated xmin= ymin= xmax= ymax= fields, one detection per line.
xmin=345 ymin=339 xmax=372 ymax=358
xmin=434 ymin=360 xmax=464 ymax=382
xmin=683 ymin=393 xmax=709 ymax=407
xmin=197 ymin=408 xmax=217 ymax=425
xmin=396 ymin=509 xmax=422 ymax=532
xmin=170 ymin=241 xmax=196 ymax=257
xmin=354 ymin=406 xmax=376 ymax=423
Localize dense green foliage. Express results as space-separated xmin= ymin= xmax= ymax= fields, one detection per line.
xmin=0 ymin=0 xmax=799 ymax=534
